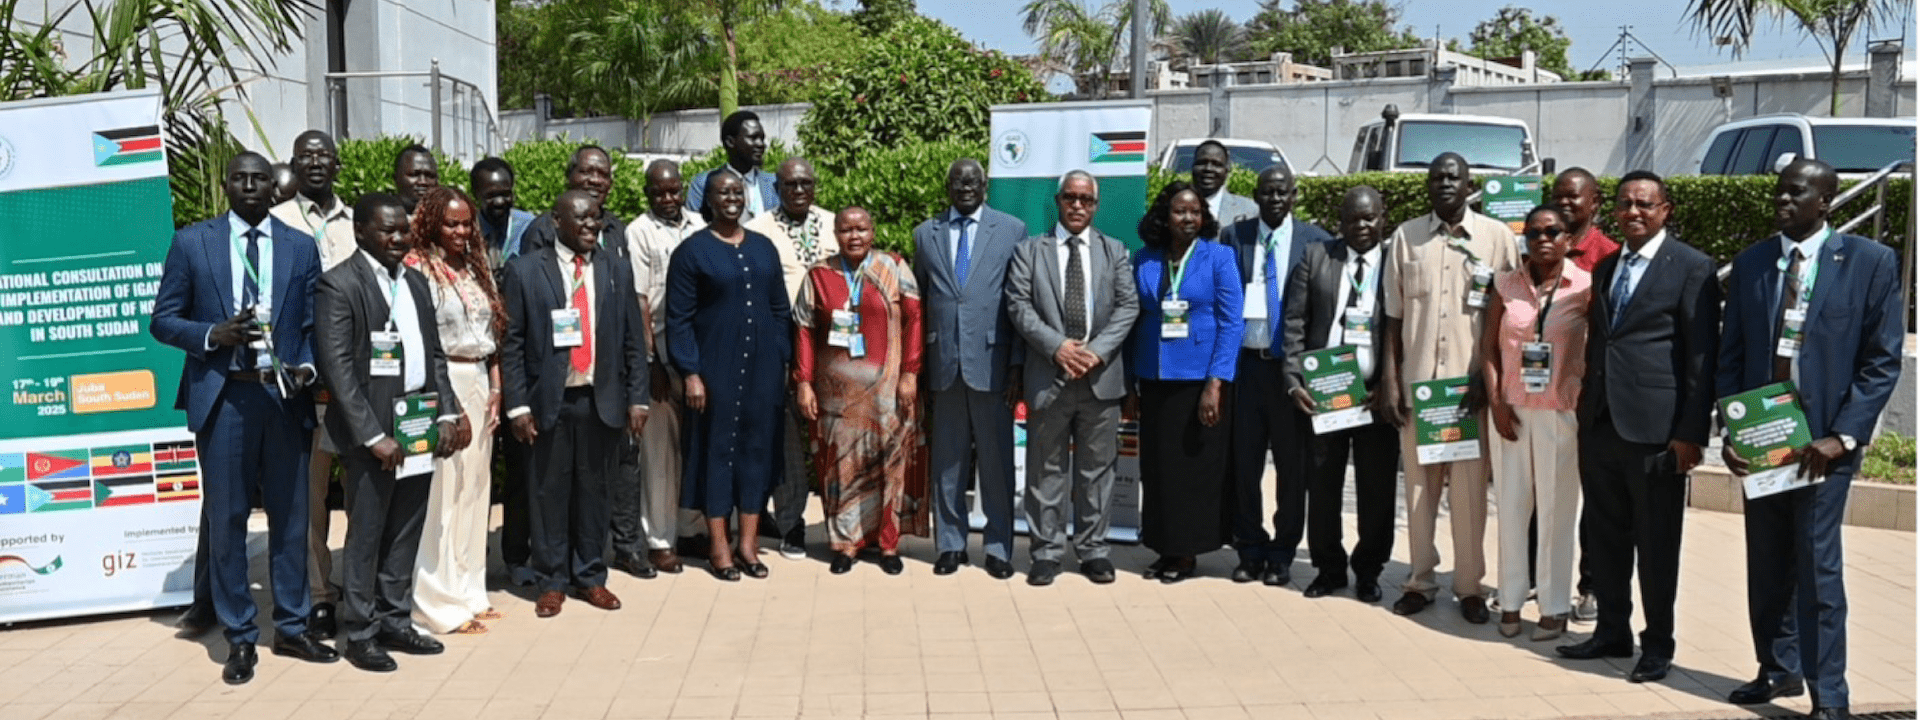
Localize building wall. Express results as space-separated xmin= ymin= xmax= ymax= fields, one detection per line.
xmin=1223 ymin=77 xmax=1435 ymax=176
xmin=1451 ymin=82 xmax=1630 ymax=177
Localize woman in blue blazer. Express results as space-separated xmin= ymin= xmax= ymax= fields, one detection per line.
xmin=1130 ymin=181 xmax=1244 ymax=582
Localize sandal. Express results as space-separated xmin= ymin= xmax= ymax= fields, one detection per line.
xmin=709 ymin=556 xmax=741 ymax=582
xmin=474 ymin=608 xmax=504 ymax=621
xmin=451 ymin=620 xmax=488 ymax=635
xmin=735 ymin=550 xmax=770 ymax=579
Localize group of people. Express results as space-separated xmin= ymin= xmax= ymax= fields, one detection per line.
xmin=152 ymin=114 xmax=1900 ymax=720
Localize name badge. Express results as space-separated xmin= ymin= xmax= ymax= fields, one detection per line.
xmin=1776 ymin=307 xmax=1806 ymax=358
xmin=248 ymin=302 xmax=273 ymax=355
xmin=829 ymin=309 xmax=865 ymax=358
xmin=1521 ymin=341 xmax=1553 ymax=394
xmin=1342 ymin=308 xmax=1374 ymax=347
xmin=370 ymin=330 xmax=402 ymax=377
xmin=1467 ymin=263 xmax=1494 ymax=309
xmin=1161 ymin=299 xmax=1190 ymax=339
xmin=1242 ymin=282 xmax=1267 ymax=320
xmin=551 ymin=308 xmax=583 ymax=347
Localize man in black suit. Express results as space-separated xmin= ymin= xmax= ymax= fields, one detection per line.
xmin=501 ymin=190 xmax=650 ymax=619
xmin=1219 ymin=164 xmax=1331 ymax=586
xmin=314 ymin=193 xmax=469 ymax=672
xmin=520 ymin=145 xmax=629 ymax=257
xmin=1557 ymin=171 xmax=1719 ymax=685
xmin=1280 ymin=186 xmax=1398 ymax=603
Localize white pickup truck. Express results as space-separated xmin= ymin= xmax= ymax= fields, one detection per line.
xmin=1347 ymin=105 xmax=1552 ymax=174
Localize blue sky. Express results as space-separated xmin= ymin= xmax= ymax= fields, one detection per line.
xmin=912 ymin=0 xmax=1916 ymax=73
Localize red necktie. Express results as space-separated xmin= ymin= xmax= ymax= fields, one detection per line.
xmin=571 ymin=255 xmax=593 ymax=376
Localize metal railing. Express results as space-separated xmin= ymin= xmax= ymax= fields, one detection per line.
xmin=1714 ymin=158 xmax=1915 ymax=283
xmin=323 ymin=59 xmax=506 ymax=162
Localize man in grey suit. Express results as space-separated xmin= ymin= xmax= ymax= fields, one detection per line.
xmin=1005 ymin=170 xmax=1140 ymax=587
xmin=1192 ymin=140 xmax=1258 ymax=225
xmin=912 ymin=158 xmax=1029 ymax=580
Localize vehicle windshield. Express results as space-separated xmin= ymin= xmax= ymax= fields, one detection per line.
xmin=1168 ymin=145 xmax=1288 ymax=174
xmin=1395 ymin=121 xmax=1528 ymax=170
xmin=1811 ymin=124 xmax=1916 ymax=172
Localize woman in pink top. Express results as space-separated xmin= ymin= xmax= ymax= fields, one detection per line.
xmin=1478 ymin=206 xmax=1591 ymax=640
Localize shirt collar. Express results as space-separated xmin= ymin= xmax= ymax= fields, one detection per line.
xmin=294 ymin=192 xmax=348 ymax=221
xmin=1427 ymin=212 xmax=1472 ymax=239
xmin=1054 ymin=223 xmax=1088 ymax=245
xmin=359 ymin=249 xmax=403 ymax=281
xmin=1259 ymin=214 xmax=1293 ymax=244
xmin=649 ymin=208 xmax=692 ymax=230
xmin=949 ymin=206 xmax=983 ymax=225
xmin=556 ymin=241 xmax=588 ymax=266
xmin=1780 ymin=223 xmax=1830 ymax=259
xmin=227 ymin=211 xmax=270 ymax=239
xmin=1624 ymin=229 xmax=1667 ymax=263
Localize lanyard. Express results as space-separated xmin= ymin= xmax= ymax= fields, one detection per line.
xmin=381 ymin=269 xmax=403 ymax=332
xmin=1165 ymin=240 xmax=1199 ymax=302
xmin=1447 ymin=236 xmax=1481 ymax=267
xmin=231 ymin=227 xmax=271 ymax=311
xmin=1776 ymin=237 xmax=1821 ymax=305
xmin=840 ymin=255 xmax=869 ymax=311
xmin=1347 ymin=253 xmax=1374 ymax=297
xmin=1532 ymin=268 xmax=1562 ymax=342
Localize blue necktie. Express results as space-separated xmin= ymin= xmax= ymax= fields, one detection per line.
xmin=1609 ymin=252 xmax=1639 ymax=328
xmin=242 ymin=229 xmax=261 ymax=308
xmin=955 ymin=216 xmax=973 ymax=287
xmin=1263 ymin=233 xmax=1280 ymax=349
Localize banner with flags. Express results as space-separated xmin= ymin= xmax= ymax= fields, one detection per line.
xmin=0 ymin=89 xmax=199 ymax=624
xmin=987 ymin=100 xmax=1152 ymax=251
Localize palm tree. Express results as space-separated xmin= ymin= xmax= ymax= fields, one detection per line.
xmin=1021 ymin=0 xmax=1170 ymax=98
xmin=1685 ymin=0 xmax=1909 ymax=115
xmin=1167 ymin=8 xmax=1247 ymax=69
xmin=561 ymin=1 xmax=716 ymax=134
xmin=686 ymin=0 xmax=785 ymax=116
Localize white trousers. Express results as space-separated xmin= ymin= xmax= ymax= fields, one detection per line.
xmin=410 ymin=360 xmax=494 ymax=633
xmin=1492 ymin=406 xmax=1580 ymax=616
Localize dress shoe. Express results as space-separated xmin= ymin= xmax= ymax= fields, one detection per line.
xmin=1809 ymin=707 xmax=1850 ymax=720
xmin=1146 ymin=555 xmax=1173 ymax=579
xmin=648 ymin=549 xmax=684 ymax=574
xmin=535 ymin=590 xmax=566 ymax=617
xmin=1555 ymin=637 xmax=1635 ymax=660
xmin=984 ymin=556 xmax=1015 ymax=580
xmin=1572 ymin=591 xmax=1598 ymax=623
xmin=1459 ymin=595 xmax=1490 ymax=624
xmin=1354 ymin=578 xmax=1383 ymax=603
xmin=1027 ymin=560 xmax=1060 ymax=586
xmin=1157 ymin=557 xmax=1196 ymax=584
xmin=1391 ymin=592 xmax=1431 ymax=616
xmin=736 ymin=551 xmax=770 ymax=579
xmin=577 ymin=586 xmax=622 ymax=611
xmin=708 ymin=563 xmax=741 ymax=582
xmin=271 ymin=632 xmax=340 ymax=663
xmin=778 ymin=528 xmax=806 ymax=559
xmin=345 ymin=640 xmax=397 ymax=673
xmin=377 ymin=628 xmax=446 ymax=655
xmin=1727 ymin=675 xmax=1805 ymax=704
xmin=1229 ymin=558 xmax=1265 ymax=583
xmin=221 ymin=642 xmax=257 ymax=685
xmin=1498 ymin=611 xmax=1523 ymax=638
xmin=309 ymin=601 xmax=338 ymax=640
xmin=1261 ymin=566 xmax=1291 ymax=587
xmin=1302 ymin=575 xmax=1347 ymax=598
xmin=878 ymin=554 xmax=905 ymax=575
xmin=177 ymin=604 xmax=217 ymax=637
xmin=1082 ymin=558 xmax=1116 ymax=584
xmin=932 ymin=551 xmax=968 ymax=575
xmin=829 ymin=554 xmax=855 ymax=574
xmin=1628 ymin=655 xmax=1672 ymax=683
xmin=611 ymin=551 xmax=657 ymax=579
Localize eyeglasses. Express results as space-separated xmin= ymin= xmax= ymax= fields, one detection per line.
xmin=1524 ymin=227 xmax=1565 ymax=240
xmin=1058 ymin=193 xmax=1098 ymax=207
xmin=1614 ymin=198 xmax=1663 ymax=211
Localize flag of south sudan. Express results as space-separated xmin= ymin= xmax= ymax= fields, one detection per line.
xmin=93 ymin=125 xmax=164 ymax=167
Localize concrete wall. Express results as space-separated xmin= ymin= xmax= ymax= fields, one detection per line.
xmin=1451 ymin=82 xmax=1630 ymax=177
xmin=499 ymin=103 xmax=812 ymax=156
xmin=1221 ymin=77 xmax=1434 ymax=176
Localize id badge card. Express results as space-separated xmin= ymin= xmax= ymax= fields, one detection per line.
xmin=551 ymin=308 xmax=583 ymax=347
xmin=1776 ymin=307 xmax=1806 ymax=358
xmin=1161 ymin=299 xmax=1190 ymax=339
xmin=370 ymin=331 xmax=402 ymax=377
xmin=829 ymin=309 xmax=864 ymax=357
xmin=1342 ymin=308 xmax=1374 ymax=347
xmin=1242 ymin=282 xmax=1267 ymax=320
xmin=1467 ymin=263 xmax=1494 ymax=309
xmin=248 ymin=301 xmax=273 ymax=353
xmin=1520 ymin=341 xmax=1553 ymax=393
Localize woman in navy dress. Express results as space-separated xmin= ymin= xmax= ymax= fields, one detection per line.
xmin=666 ymin=171 xmax=790 ymax=581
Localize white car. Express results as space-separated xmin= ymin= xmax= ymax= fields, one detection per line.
xmin=1692 ymin=114 xmax=1915 ymax=176
xmin=1155 ymin=138 xmax=1291 ymax=175
xmin=1347 ymin=105 xmax=1547 ymax=174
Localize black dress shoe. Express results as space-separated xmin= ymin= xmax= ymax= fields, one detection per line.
xmin=611 ymin=551 xmax=658 ymax=579
xmin=878 ymin=555 xmax=904 ymax=575
xmin=1146 ymin=555 xmax=1173 ymax=579
xmin=1556 ymin=637 xmax=1635 ymax=660
xmin=1027 ymin=560 xmax=1060 ymax=586
xmin=221 ymin=643 xmax=257 ymax=685
xmin=271 ymin=632 xmax=340 ymax=663
xmin=1261 ymin=566 xmax=1291 ymax=587
xmin=376 ymin=629 xmax=445 ymax=655
xmin=829 ymin=554 xmax=855 ymax=574
xmin=1727 ymin=675 xmax=1805 ymax=704
xmin=1230 ymin=559 xmax=1265 ymax=583
xmin=1082 ymin=558 xmax=1117 ymax=584
xmin=1459 ymin=595 xmax=1490 ymax=624
xmin=984 ymin=556 xmax=1015 ymax=580
xmin=1354 ymin=579 xmax=1383 ymax=603
xmin=309 ymin=602 xmax=337 ymax=640
xmin=1628 ymin=655 xmax=1672 ymax=683
xmin=1809 ymin=707 xmax=1850 ymax=720
xmin=345 ymin=640 xmax=397 ymax=673
xmin=1157 ymin=557 xmax=1196 ymax=584
xmin=1303 ymin=575 xmax=1348 ymax=598
xmin=932 ymin=551 xmax=967 ymax=575
xmin=1391 ymin=592 xmax=1430 ymax=616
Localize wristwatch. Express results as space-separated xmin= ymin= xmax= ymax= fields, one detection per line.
xmin=1838 ymin=434 xmax=1858 ymax=452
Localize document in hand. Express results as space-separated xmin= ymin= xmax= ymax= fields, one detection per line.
xmin=1412 ymin=376 xmax=1481 ymax=465
xmin=1301 ymin=345 xmax=1372 ymax=434
xmin=394 ymin=392 xmax=441 ymax=479
xmin=1718 ymin=382 xmax=1816 ymax=499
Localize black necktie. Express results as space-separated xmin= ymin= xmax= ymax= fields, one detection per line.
xmin=1347 ymin=257 xmax=1366 ymax=308
xmin=1774 ymin=247 xmax=1805 ymax=382
xmin=242 ymin=229 xmax=262 ymax=308
xmin=1064 ymin=236 xmax=1087 ymax=342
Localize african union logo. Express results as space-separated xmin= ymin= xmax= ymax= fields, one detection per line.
xmin=1303 ymin=356 xmax=1320 ymax=372
xmin=996 ymin=129 xmax=1029 ymax=168
xmin=1415 ymin=386 xmax=1433 ymax=401
xmin=0 ymin=134 xmax=14 ymax=180
xmin=1484 ymin=179 xmax=1503 ymax=194
xmin=1726 ymin=401 xmax=1748 ymax=421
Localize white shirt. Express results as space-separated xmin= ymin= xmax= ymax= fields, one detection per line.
xmin=1776 ymin=223 xmax=1829 ymax=388
xmin=947 ymin=207 xmax=984 ymax=269
xmin=740 ymin=168 xmax=766 ymax=217
xmin=1204 ymin=189 xmax=1227 ymax=224
xmin=220 ymin=213 xmax=274 ymax=370
xmin=555 ymin=243 xmax=598 ymax=388
xmin=1053 ymin=223 xmax=1096 ymax=342
xmin=359 ymin=251 xmax=455 ymax=446
xmin=1612 ymin=229 xmax=1668 ymax=306
xmin=1243 ymin=215 xmax=1295 ymax=348
xmin=627 ymin=209 xmax=705 ymax=353
xmin=1325 ymin=243 xmax=1384 ymax=378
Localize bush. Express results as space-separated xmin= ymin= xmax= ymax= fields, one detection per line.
xmin=500 ymin=139 xmax=652 ymax=222
xmin=815 ymin=139 xmax=986 ymax=256
xmin=334 ymin=136 xmax=468 ymax=207
xmin=1864 ymin=432 xmax=1916 ymax=485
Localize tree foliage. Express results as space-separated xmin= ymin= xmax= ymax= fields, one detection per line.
xmin=736 ymin=4 xmax=870 ymax=105
xmin=852 ymin=0 xmax=917 ymax=34
xmin=1166 ymin=9 xmax=1250 ymax=68
xmin=1245 ymin=0 xmax=1424 ymax=67
xmin=797 ymin=16 xmax=1044 ymax=174
xmin=1464 ymin=6 xmax=1606 ymax=80
xmin=1686 ymin=0 xmax=1907 ymax=115
xmin=1020 ymin=0 xmax=1170 ymax=99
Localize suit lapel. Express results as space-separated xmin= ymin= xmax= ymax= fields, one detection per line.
xmin=537 ymin=248 xmax=567 ymax=311
xmin=926 ymin=213 xmax=955 ymax=289
xmin=268 ymin=221 xmax=295 ymax=328
xmin=1803 ymin=232 xmax=1847 ymax=322
xmin=204 ymin=216 xmax=235 ymax=314
xmin=1039 ymin=233 xmax=1064 ymax=313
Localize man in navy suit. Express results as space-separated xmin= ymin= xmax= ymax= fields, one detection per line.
xmin=1717 ymin=159 xmax=1903 ymax=720
xmin=912 ymin=157 xmax=1029 ymax=579
xmin=1219 ymin=164 xmax=1330 ymax=586
xmin=151 ymin=152 xmax=338 ymax=684
xmin=1559 ymin=170 xmax=1719 ymax=685
xmin=686 ymin=110 xmax=779 ymax=219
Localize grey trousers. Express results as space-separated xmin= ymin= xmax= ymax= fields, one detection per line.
xmin=639 ymin=378 xmax=702 ymax=548
xmin=771 ymin=409 xmax=810 ymax=536
xmin=1023 ymin=379 xmax=1120 ymax=564
xmin=929 ymin=386 xmax=1017 ymax=560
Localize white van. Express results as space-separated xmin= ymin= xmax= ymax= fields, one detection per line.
xmin=1347 ymin=105 xmax=1548 ymax=174
xmin=1692 ymin=114 xmax=1915 ymax=176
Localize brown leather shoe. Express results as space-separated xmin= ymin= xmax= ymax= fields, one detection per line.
xmin=649 ymin=549 xmax=684 ymax=574
xmin=534 ymin=591 xmax=565 ymax=618
xmin=577 ymin=585 xmax=622 ymax=611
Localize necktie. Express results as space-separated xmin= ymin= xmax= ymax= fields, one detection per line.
xmin=1263 ymin=234 xmax=1280 ymax=348
xmin=571 ymin=255 xmax=593 ymax=376
xmin=955 ymin=217 xmax=973 ymax=287
xmin=242 ymin=229 xmax=262 ymax=309
xmin=1348 ymin=257 xmax=1366 ymax=309
xmin=1609 ymin=253 xmax=1639 ymax=328
xmin=1773 ymin=247 xmax=1805 ymax=382
xmin=1064 ymin=236 xmax=1087 ymax=342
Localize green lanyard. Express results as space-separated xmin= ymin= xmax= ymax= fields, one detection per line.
xmin=381 ymin=269 xmax=403 ymax=332
xmin=1165 ymin=240 xmax=1199 ymax=302
xmin=839 ymin=255 xmax=869 ymax=312
xmin=1447 ymin=236 xmax=1481 ymax=267
xmin=1347 ymin=253 xmax=1374 ymax=297
xmin=1776 ymin=232 xmax=1824 ymax=305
